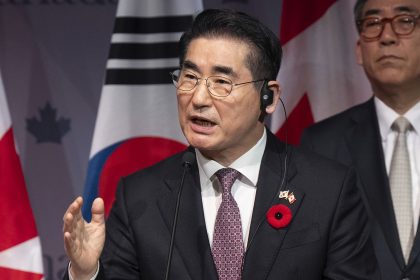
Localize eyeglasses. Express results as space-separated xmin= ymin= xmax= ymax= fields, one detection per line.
xmin=357 ymin=14 xmax=420 ymax=40
xmin=170 ymin=69 xmax=265 ymax=98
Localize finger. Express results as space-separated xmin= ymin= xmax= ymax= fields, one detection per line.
xmin=72 ymin=197 xmax=86 ymax=227
xmin=64 ymin=231 xmax=73 ymax=249
xmin=63 ymin=197 xmax=83 ymax=219
xmin=63 ymin=197 xmax=83 ymax=233
xmin=91 ymin=197 xmax=105 ymax=225
xmin=62 ymin=211 xmax=74 ymax=233
xmin=64 ymin=231 xmax=79 ymax=259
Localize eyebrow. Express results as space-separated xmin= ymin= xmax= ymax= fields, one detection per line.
xmin=182 ymin=60 xmax=200 ymax=73
xmin=212 ymin=65 xmax=239 ymax=79
xmin=181 ymin=60 xmax=239 ymax=79
xmin=395 ymin=6 xmax=419 ymax=14
xmin=364 ymin=5 xmax=419 ymax=17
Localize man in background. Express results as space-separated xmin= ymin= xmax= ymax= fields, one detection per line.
xmin=63 ymin=9 xmax=379 ymax=280
xmin=301 ymin=0 xmax=420 ymax=279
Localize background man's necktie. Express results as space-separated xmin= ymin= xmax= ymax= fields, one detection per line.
xmin=389 ymin=116 xmax=413 ymax=263
xmin=212 ymin=168 xmax=244 ymax=280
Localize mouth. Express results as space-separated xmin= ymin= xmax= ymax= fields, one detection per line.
xmin=377 ymin=55 xmax=402 ymax=62
xmin=191 ymin=116 xmax=216 ymax=127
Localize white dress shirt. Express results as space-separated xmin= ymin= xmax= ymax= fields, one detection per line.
xmin=375 ymin=97 xmax=420 ymax=233
xmin=68 ymin=262 xmax=99 ymax=280
xmin=196 ymin=128 xmax=266 ymax=249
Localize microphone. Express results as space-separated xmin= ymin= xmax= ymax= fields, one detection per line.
xmin=164 ymin=151 xmax=195 ymax=280
xmin=181 ymin=151 xmax=195 ymax=169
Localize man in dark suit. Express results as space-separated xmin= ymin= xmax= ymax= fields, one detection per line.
xmin=63 ymin=9 xmax=379 ymax=279
xmin=301 ymin=0 xmax=420 ymax=279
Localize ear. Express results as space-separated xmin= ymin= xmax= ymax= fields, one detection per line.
xmin=355 ymin=39 xmax=363 ymax=65
xmin=264 ymin=80 xmax=281 ymax=115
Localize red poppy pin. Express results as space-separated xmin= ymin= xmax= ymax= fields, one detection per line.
xmin=266 ymin=204 xmax=292 ymax=229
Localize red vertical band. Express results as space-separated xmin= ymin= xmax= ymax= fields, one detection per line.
xmin=0 ymin=129 xmax=38 ymax=251
xmin=276 ymin=94 xmax=314 ymax=145
xmin=280 ymin=0 xmax=337 ymax=45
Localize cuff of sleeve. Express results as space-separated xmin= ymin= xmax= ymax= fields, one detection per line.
xmin=68 ymin=261 xmax=100 ymax=280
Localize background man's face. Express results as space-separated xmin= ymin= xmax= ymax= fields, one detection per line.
xmin=356 ymin=0 xmax=420 ymax=90
xmin=177 ymin=37 xmax=264 ymax=161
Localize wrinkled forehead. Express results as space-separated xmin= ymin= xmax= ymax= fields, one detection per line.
xmin=362 ymin=0 xmax=420 ymax=17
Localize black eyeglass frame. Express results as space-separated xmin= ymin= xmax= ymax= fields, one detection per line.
xmin=169 ymin=69 xmax=266 ymax=98
xmin=357 ymin=14 xmax=420 ymax=40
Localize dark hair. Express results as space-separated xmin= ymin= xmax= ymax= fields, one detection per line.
xmin=354 ymin=0 xmax=368 ymax=32
xmin=179 ymin=9 xmax=282 ymax=81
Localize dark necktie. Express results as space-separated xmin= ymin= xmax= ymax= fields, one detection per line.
xmin=389 ymin=116 xmax=413 ymax=263
xmin=212 ymin=168 xmax=244 ymax=280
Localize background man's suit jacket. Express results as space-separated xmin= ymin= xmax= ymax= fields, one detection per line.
xmin=65 ymin=130 xmax=379 ymax=280
xmin=301 ymin=98 xmax=420 ymax=280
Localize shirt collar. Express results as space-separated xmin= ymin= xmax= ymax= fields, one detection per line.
xmin=196 ymin=128 xmax=267 ymax=187
xmin=374 ymin=97 xmax=399 ymax=140
xmin=405 ymin=101 xmax=420 ymax=135
xmin=374 ymin=97 xmax=420 ymax=139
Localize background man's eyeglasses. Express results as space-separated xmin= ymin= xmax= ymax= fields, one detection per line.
xmin=357 ymin=14 xmax=420 ymax=40
xmin=170 ymin=69 xmax=265 ymax=98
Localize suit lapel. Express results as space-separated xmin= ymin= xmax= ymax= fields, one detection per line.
xmin=345 ymin=99 xmax=405 ymax=268
xmin=242 ymin=131 xmax=303 ymax=280
xmin=157 ymin=154 xmax=218 ymax=280
xmin=407 ymin=219 xmax=420 ymax=268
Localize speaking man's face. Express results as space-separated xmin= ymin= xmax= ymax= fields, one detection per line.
xmin=177 ymin=37 xmax=265 ymax=164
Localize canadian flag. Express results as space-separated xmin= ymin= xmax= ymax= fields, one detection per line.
xmin=0 ymin=73 xmax=44 ymax=278
xmin=82 ymin=0 xmax=203 ymax=220
xmin=271 ymin=0 xmax=371 ymax=144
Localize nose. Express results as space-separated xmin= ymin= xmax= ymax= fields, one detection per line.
xmin=191 ymin=78 xmax=213 ymax=108
xmin=379 ymin=21 xmax=398 ymax=45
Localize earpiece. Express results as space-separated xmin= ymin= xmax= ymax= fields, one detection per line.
xmin=260 ymin=80 xmax=274 ymax=111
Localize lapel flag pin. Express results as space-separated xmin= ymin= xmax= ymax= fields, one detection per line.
xmin=279 ymin=190 xmax=289 ymax=199
xmin=279 ymin=190 xmax=296 ymax=204
xmin=287 ymin=192 xmax=296 ymax=204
